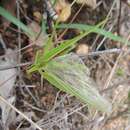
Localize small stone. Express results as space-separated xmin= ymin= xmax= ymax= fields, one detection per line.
xmin=76 ymin=43 xmax=89 ymax=55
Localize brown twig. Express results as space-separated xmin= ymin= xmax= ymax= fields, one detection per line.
xmin=0 ymin=48 xmax=125 ymax=71
xmin=117 ymin=0 xmax=122 ymax=35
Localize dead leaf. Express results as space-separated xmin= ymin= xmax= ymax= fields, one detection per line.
xmin=0 ymin=49 xmax=17 ymax=127
xmin=0 ymin=49 xmax=17 ymax=98
xmin=28 ymin=22 xmax=48 ymax=47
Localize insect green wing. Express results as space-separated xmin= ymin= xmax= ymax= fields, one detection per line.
xmin=43 ymin=53 xmax=112 ymax=113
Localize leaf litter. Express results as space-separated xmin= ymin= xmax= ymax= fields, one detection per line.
xmin=1 ymin=0 xmax=128 ymax=130
xmin=0 ymin=49 xmax=17 ymax=128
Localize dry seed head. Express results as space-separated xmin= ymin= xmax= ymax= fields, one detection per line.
xmin=55 ymin=0 xmax=71 ymax=22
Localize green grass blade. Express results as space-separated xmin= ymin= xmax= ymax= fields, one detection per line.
xmin=0 ymin=6 xmax=35 ymax=37
xmin=40 ymin=30 xmax=91 ymax=63
xmin=42 ymin=34 xmax=87 ymax=62
xmin=42 ymin=21 xmax=104 ymax=62
xmin=57 ymin=23 xmax=130 ymax=45
xmin=29 ymin=20 xmax=106 ymax=70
